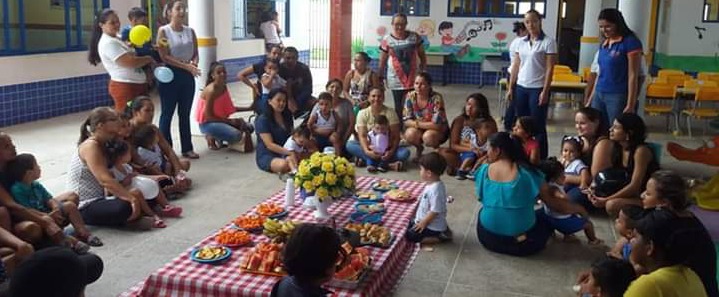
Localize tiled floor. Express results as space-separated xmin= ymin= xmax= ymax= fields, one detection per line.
xmin=2 ymin=69 xmax=716 ymax=297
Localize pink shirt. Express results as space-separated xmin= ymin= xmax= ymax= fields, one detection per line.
xmin=196 ymin=89 xmax=235 ymax=124
xmin=523 ymin=138 xmax=539 ymax=158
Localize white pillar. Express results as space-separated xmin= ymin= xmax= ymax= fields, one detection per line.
xmin=578 ymin=0 xmax=602 ymax=71
xmin=188 ymin=0 xmax=216 ymax=135
xmin=619 ymin=0 xmax=650 ymax=115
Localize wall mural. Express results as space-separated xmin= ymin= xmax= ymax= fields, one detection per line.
xmin=367 ymin=18 xmax=513 ymax=63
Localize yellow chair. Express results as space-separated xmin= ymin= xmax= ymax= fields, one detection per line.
xmin=581 ymin=67 xmax=592 ymax=82
xmin=645 ymin=83 xmax=678 ymax=131
xmin=658 ymin=69 xmax=685 ymax=78
xmin=551 ymin=74 xmax=583 ymax=109
xmin=698 ymin=72 xmax=719 ymax=84
xmin=554 ymin=65 xmax=572 ymax=74
xmin=684 ymin=79 xmax=718 ymax=90
xmin=682 ymin=86 xmax=719 ymax=137
xmin=664 ymin=74 xmax=691 ymax=87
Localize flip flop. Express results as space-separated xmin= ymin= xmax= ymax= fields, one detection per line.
xmin=153 ymin=218 xmax=167 ymax=228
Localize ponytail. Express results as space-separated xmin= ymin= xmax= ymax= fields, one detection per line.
xmin=79 ymin=118 xmax=92 ymax=145
xmin=88 ymin=9 xmax=116 ymax=66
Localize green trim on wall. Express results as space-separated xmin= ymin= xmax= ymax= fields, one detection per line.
xmin=363 ymin=46 xmax=502 ymax=63
xmin=655 ymin=53 xmax=719 ymax=72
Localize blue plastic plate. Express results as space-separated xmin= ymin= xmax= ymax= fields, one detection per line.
xmin=349 ymin=211 xmax=383 ymax=224
xmin=190 ymin=246 xmax=232 ymax=263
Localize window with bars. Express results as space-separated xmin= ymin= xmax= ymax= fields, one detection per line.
xmin=447 ymin=0 xmax=546 ymax=17
xmin=380 ymin=0 xmax=430 ymax=17
xmin=0 ymin=0 xmax=107 ymax=56
xmin=232 ymin=0 xmax=289 ymax=40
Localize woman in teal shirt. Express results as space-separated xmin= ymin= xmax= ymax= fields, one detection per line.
xmin=475 ymin=132 xmax=587 ymax=256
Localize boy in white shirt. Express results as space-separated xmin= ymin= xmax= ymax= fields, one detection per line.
xmin=283 ymin=126 xmax=312 ymax=174
xmin=405 ymin=152 xmax=452 ymax=244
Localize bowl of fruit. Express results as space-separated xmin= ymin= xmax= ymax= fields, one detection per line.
xmin=215 ymin=229 xmax=253 ymax=248
xmin=233 ymin=214 xmax=266 ymax=233
xmin=256 ymin=203 xmax=287 ymax=219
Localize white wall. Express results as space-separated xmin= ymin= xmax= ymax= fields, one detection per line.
xmin=0 ymin=0 xmax=139 ymax=86
xmin=214 ymin=0 xmax=310 ymax=61
xmin=656 ymin=0 xmax=719 ymax=57
xmin=362 ymin=0 xmax=560 ymax=50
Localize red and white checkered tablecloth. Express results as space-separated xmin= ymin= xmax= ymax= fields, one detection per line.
xmin=121 ymin=176 xmax=424 ymax=297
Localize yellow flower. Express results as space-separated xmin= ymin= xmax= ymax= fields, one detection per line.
xmin=325 ymin=173 xmax=337 ymax=185
xmin=302 ymin=181 xmax=315 ymax=192
xmin=343 ymin=176 xmax=354 ymax=188
xmin=347 ymin=165 xmax=356 ymax=176
xmin=310 ymin=158 xmax=322 ymax=168
xmin=298 ymin=165 xmax=311 ymax=177
xmin=331 ymin=187 xmax=342 ymax=198
xmin=322 ymin=155 xmax=334 ymax=163
xmin=335 ymin=164 xmax=346 ymax=175
xmin=316 ymin=187 xmax=329 ymax=198
xmin=312 ymin=174 xmax=324 ymax=187
xmin=321 ymin=161 xmax=334 ymax=172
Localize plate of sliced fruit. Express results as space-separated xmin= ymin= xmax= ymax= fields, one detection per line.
xmin=354 ymin=191 xmax=384 ymax=202
xmin=371 ymin=180 xmax=399 ymax=192
xmin=240 ymin=242 xmax=287 ymax=276
xmin=215 ymin=229 xmax=253 ymax=248
xmin=384 ymin=189 xmax=414 ymax=202
xmin=232 ymin=214 xmax=266 ymax=233
xmin=256 ymin=203 xmax=287 ymax=219
xmin=190 ymin=245 xmax=232 ymax=264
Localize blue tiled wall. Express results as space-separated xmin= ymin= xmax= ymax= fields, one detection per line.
xmin=222 ymin=50 xmax=311 ymax=83
xmin=0 ymin=74 xmax=111 ymax=127
xmin=367 ymin=60 xmax=498 ymax=86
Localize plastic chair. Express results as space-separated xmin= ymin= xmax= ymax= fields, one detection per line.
xmin=664 ymin=74 xmax=691 ymax=87
xmin=644 ymin=83 xmax=678 ymax=132
xmin=657 ymin=69 xmax=685 ymax=78
xmin=581 ymin=67 xmax=591 ymax=82
xmin=698 ymin=72 xmax=719 ymax=84
xmin=684 ymin=79 xmax=718 ymax=90
xmin=553 ymin=65 xmax=572 ymax=74
xmin=682 ymin=86 xmax=719 ymax=137
xmin=551 ymin=74 xmax=583 ymax=109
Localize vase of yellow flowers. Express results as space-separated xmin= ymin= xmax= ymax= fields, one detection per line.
xmin=294 ymin=152 xmax=355 ymax=219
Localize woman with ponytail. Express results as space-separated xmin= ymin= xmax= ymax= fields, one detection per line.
xmin=88 ymin=8 xmax=154 ymax=112
xmin=196 ymin=62 xmax=254 ymax=153
xmin=474 ymin=132 xmax=587 ymax=256
xmin=68 ymin=107 xmax=154 ymax=230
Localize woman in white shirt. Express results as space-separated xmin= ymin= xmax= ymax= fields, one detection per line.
xmin=259 ymin=10 xmax=283 ymax=53
xmin=506 ymin=9 xmax=557 ymax=160
xmin=88 ymin=9 xmax=154 ymax=112
xmin=156 ymin=0 xmax=201 ymax=159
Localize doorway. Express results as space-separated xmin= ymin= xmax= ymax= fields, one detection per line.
xmin=556 ymin=0 xmax=585 ymax=70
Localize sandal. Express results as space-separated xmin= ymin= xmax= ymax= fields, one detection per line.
xmin=182 ymin=151 xmax=200 ymax=159
xmin=64 ymin=237 xmax=90 ymax=254
xmin=206 ymin=136 xmax=220 ymax=150
xmin=76 ymin=233 xmax=104 ymax=247
xmin=158 ymin=204 xmax=183 ymax=218
xmin=153 ymin=217 xmax=167 ymax=228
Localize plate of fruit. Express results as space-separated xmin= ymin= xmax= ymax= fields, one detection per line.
xmin=371 ymin=180 xmax=399 ymax=192
xmin=215 ymin=229 xmax=253 ymax=248
xmin=384 ymin=189 xmax=414 ymax=202
xmin=330 ymin=244 xmax=372 ymax=289
xmin=256 ymin=203 xmax=288 ymax=219
xmin=344 ymin=222 xmax=394 ymax=248
xmin=190 ymin=245 xmax=232 ymax=264
xmin=354 ymin=191 xmax=383 ymax=202
xmin=354 ymin=202 xmax=385 ymax=214
xmin=263 ymin=218 xmax=298 ymax=241
xmin=233 ymin=214 xmax=266 ymax=233
xmin=240 ymin=242 xmax=286 ymax=276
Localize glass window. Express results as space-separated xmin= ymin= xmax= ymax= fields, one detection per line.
xmin=447 ymin=0 xmax=545 ymax=17
xmin=1 ymin=0 xmax=104 ymax=56
xmin=233 ymin=0 xmax=289 ymax=40
xmin=380 ymin=0 xmax=430 ymax=17
xmin=704 ymin=0 xmax=719 ymax=22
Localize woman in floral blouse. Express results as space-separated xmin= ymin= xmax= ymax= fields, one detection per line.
xmin=403 ymin=72 xmax=449 ymax=161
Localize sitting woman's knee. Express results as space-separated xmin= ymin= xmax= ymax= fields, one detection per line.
xmin=404 ymin=128 xmax=422 ymax=145
xmin=61 ymin=201 xmax=78 ymax=212
xmin=13 ymin=222 xmax=42 ymax=244
xmin=422 ymin=131 xmax=443 ymax=148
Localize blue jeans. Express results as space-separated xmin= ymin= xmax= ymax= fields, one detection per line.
xmin=199 ymin=122 xmax=241 ymax=143
xmin=345 ymin=140 xmax=410 ymax=163
xmin=158 ymin=66 xmax=195 ymax=153
xmin=566 ymin=186 xmax=597 ymax=212
xmin=514 ymin=85 xmax=548 ymax=159
xmin=591 ymin=91 xmax=627 ymax=128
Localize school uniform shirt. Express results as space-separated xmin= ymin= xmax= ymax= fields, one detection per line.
xmin=379 ymin=31 xmax=423 ymax=90
xmin=282 ymin=137 xmax=307 ymax=155
xmin=515 ymin=33 xmax=557 ymax=89
xmin=507 ymin=37 xmax=523 ymax=75
xmin=98 ymin=33 xmax=146 ymax=84
xmin=414 ymin=181 xmax=448 ymax=232
xmin=10 ymin=181 xmax=52 ymax=212
xmin=564 ymin=159 xmax=587 ymax=177
xmin=596 ymin=35 xmax=642 ymax=94
xmin=591 ymin=49 xmax=646 ymax=77
xmin=624 ymin=265 xmax=707 ymax=297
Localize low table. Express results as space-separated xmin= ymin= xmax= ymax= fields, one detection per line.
xmin=122 ymin=176 xmax=425 ymax=297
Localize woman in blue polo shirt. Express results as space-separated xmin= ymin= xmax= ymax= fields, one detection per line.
xmin=587 ymin=8 xmax=642 ymax=127
xmin=506 ymin=9 xmax=557 ymax=159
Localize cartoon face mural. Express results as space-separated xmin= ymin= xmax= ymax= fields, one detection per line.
xmin=416 ymin=19 xmax=435 ymax=50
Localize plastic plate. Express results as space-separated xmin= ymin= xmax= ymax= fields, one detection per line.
xmin=190 ymin=246 xmax=232 ymax=263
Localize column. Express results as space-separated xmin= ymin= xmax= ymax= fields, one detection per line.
xmin=578 ymin=0 xmax=602 ymax=71
xmin=188 ymin=0 xmax=216 ymax=135
xmin=328 ymin=0 xmax=352 ymax=80
xmin=619 ymin=0 xmax=651 ymax=116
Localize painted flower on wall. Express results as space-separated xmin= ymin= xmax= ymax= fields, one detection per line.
xmin=491 ymin=31 xmax=509 ymax=51
xmin=495 ymin=32 xmax=507 ymax=41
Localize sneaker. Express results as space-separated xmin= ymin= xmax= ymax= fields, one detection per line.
xmin=467 ymin=172 xmax=476 ymax=181
xmin=159 ymin=204 xmax=183 ymax=218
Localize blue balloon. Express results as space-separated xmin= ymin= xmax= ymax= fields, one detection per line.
xmin=154 ymin=66 xmax=174 ymax=83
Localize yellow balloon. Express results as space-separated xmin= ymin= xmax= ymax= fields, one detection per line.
xmin=129 ymin=25 xmax=151 ymax=47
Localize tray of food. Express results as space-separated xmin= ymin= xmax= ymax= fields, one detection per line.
xmin=354 ymin=202 xmax=385 ymax=214
xmin=232 ymin=214 xmax=266 ymax=233
xmin=262 ymin=218 xmax=298 ymax=241
xmin=354 ymin=191 xmax=384 ymax=202
xmin=190 ymin=245 xmax=232 ymax=264
xmin=215 ymin=229 xmax=253 ymax=248
xmin=384 ymin=189 xmax=414 ymax=202
xmin=329 ymin=244 xmax=372 ymax=289
xmin=239 ymin=242 xmax=287 ymax=277
xmin=256 ymin=203 xmax=288 ymax=219
xmin=344 ymin=222 xmax=393 ymax=248
xmin=371 ymin=180 xmax=399 ymax=192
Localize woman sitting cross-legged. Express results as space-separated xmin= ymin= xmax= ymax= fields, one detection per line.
xmin=196 ymin=62 xmax=254 ymax=153
xmin=474 ymin=132 xmax=588 ymax=256
xmin=346 ymin=87 xmax=410 ymax=172
xmin=402 ymin=72 xmax=449 ymax=162
xmin=255 ymin=89 xmax=294 ymax=174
